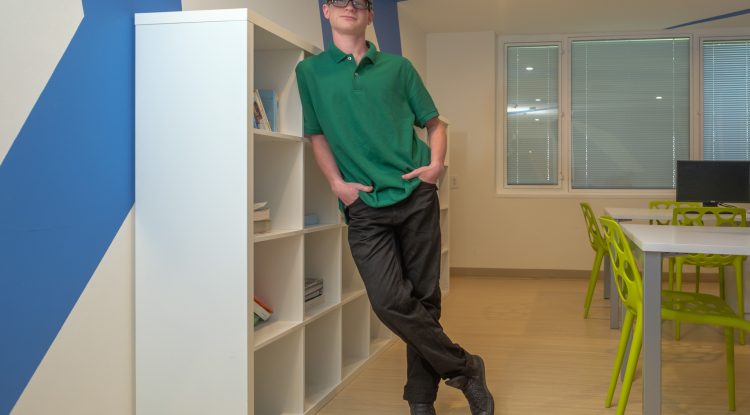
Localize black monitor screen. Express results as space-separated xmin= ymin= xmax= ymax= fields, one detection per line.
xmin=676 ymin=160 xmax=750 ymax=205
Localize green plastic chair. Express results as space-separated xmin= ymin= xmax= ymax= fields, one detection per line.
xmin=580 ymin=203 xmax=608 ymax=318
xmin=671 ymin=207 xmax=748 ymax=343
xmin=600 ymin=216 xmax=750 ymax=415
xmin=648 ymin=200 xmax=702 ymax=225
xmin=648 ymin=201 xmax=703 ymax=296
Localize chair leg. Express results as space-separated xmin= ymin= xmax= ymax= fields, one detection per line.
xmin=607 ymin=310 xmax=634 ymax=408
xmin=725 ymin=327 xmax=736 ymax=411
xmin=584 ymin=248 xmax=605 ymax=318
xmin=616 ymin=315 xmax=643 ymax=415
xmin=719 ymin=266 xmax=726 ymax=300
xmin=735 ymin=259 xmax=745 ymax=345
xmin=695 ymin=265 xmax=701 ymax=294
xmin=668 ymin=257 xmax=675 ymax=290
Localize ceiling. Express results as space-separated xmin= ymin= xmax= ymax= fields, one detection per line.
xmin=396 ymin=1 xmax=750 ymax=35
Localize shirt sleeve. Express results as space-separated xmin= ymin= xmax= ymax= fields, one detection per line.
xmin=404 ymin=59 xmax=439 ymax=128
xmin=295 ymin=61 xmax=323 ymax=136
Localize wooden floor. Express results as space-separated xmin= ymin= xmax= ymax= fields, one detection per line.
xmin=317 ymin=275 xmax=750 ymax=415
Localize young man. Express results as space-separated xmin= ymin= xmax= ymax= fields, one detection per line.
xmin=295 ymin=1 xmax=494 ymax=414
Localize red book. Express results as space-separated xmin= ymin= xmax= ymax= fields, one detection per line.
xmin=254 ymin=295 xmax=273 ymax=313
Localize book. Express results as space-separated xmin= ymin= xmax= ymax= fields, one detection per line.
xmin=254 ymin=313 xmax=262 ymax=327
xmin=254 ymin=300 xmax=271 ymax=321
xmin=305 ymin=290 xmax=323 ymax=301
xmin=254 ymin=208 xmax=270 ymax=222
xmin=258 ymin=89 xmax=278 ymax=132
xmin=254 ymin=295 xmax=273 ymax=314
xmin=253 ymin=89 xmax=271 ymax=131
xmin=254 ymin=219 xmax=271 ymax=234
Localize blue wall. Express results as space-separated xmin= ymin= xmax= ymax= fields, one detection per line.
xmin=0 ymin=1 xmax=181 ymax=412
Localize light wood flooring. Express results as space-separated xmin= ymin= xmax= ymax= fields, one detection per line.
xmin=317 ymin=275 xmax=750 ymax=415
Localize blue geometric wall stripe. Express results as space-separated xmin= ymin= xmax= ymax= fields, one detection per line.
xmin=319 ymin=0 xmax=402 ymax=55
xmin=0 ymin=1 xmax=181 ymax=413
xmin=372 ymin=0 xmax=402 ymax=56
xmin=666 ymin=8 xmax=750 ymax=29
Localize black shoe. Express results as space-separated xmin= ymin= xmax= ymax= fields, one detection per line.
xmin=445 ymin=354 xmax=494 ymax=415
xmin=409 ymin=402 xmax=437 ymax=415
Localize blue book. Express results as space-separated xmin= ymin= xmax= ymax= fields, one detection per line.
xmin=258 ymin=89 xmax=278 ymax=132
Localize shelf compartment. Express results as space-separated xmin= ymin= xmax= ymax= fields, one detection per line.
xmin=341 ymin=227 xmax=365 ymax=299
xmin=304 ymin=228 xmax=342 ymax=310
xmin=341 ymin=288 xmax=366 ymax=306
xmin=341 ymin=295 xmax=370 ymax=380
xmin=254 ymin=321 xmax=302 ymax=351
xmin=440 ymin=249 xmax=450 ymax=294
xmin=255 ymin=328 xmax=304 ymax=414
xmin=254 ymin=139 xmax=303 ymax=233
xmin=304 ymin=310 xmax=342 ymax=412
xmin=254 ymin=46 xmax=305 ymax=137
xmin=254 ymin=235 xmax=303 ymax=349
xmin=304 ymin=144 xmax=342 ymax=226
xmin=369 ymin=307 xmax=393 ymax=357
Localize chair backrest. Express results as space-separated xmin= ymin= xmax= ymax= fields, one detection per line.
xmin=580 ymin=202 xmax=606 ymax=252
xmin=600 ymin=217 xmax=643 ymax=314
xmin=648 ymin=200 xmax=702 ymax=225
xmin=672 ymin=207 xmax=747 ymax=227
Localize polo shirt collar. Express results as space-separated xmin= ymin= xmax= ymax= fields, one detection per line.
xmin=328 ymin=41 xmax=379 ymax=64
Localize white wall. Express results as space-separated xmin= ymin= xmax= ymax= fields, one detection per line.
xmin=397 ymin=3 xmax=427 ymax=78
xmin=183 ymin=0 xmax=325 ymax=49
xmin=426 ymin=32 xmax=652 ymax=272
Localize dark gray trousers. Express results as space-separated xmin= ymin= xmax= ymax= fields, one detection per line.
xmin=346 ymin=182 xmax=469 ymax=403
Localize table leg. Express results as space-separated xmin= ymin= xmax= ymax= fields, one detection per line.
xmin=643 ymin=251 xmax=662 ymax=415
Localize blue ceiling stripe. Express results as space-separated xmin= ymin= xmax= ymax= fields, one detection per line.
xmin=666 ymin=8 xmax=750 ymax=30
xmin=0 ymin=1 xmax=180 ymax=413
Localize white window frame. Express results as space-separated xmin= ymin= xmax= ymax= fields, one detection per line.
xmin=496 ymin=28 xmax=750 ymax=199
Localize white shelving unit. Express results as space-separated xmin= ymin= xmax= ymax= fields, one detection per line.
xmin=134 ymin=9 xmax=394 ymax=415
xmin=416 ymin=119 xmax=452 ymax=294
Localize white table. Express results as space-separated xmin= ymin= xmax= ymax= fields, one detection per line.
xmin=620 ymin=224 xmax=750 ymax=415
xmin=603 ymin=207 xmax=750 ymax=328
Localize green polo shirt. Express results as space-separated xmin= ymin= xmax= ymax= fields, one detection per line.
xmin=295 ymin=41 xmax=439 ymax=209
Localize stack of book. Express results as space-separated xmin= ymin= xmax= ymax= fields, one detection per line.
xmin=254 ymin=201 xmax=271 ymax=234
xmin=252 ymin=89 xmax=278 ymax=132
xmin=304 ymin=278 xmax=324 ymax=307
xmin=253 ymin=295 xmax=273 ymax=327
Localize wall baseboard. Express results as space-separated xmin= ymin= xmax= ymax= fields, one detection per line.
xmin=451 ymin=267 xmax=720 ymax=281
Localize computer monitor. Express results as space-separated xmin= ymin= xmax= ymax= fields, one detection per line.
xmin=676 ymin=160 xmax=750 ymax=206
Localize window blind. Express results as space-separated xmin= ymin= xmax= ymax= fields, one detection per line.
xmin=506 ymin=45 xmax=559 ymax=185
xmin=571 ymin=38 xmax=690 ymax=189
xmin=703 ymin=40 xmax=750 ymax=161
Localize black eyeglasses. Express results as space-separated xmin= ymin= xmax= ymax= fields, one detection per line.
xmin=327 ymin=0 xmax=372 ymax=11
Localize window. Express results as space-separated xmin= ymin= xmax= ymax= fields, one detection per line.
xmin=703 ymin=39 xmax=750 ymax=161
xmin=570 ymin=38 xmax=690 ymax=189
xmin=505 ymin=45 xmax=559 ymax=185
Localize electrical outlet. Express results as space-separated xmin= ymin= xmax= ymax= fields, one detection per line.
xmin=450 ymin=176 xmax=458 ymax=189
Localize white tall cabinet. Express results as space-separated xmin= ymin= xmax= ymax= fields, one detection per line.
xmin=134 ymin=9 xmax=398 ymax=415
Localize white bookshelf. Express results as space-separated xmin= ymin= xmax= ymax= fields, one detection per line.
xmin=416 ymin=119 xmax=452 ymax=294
xmin=135 ymin=8 xmax=394 ymax=415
